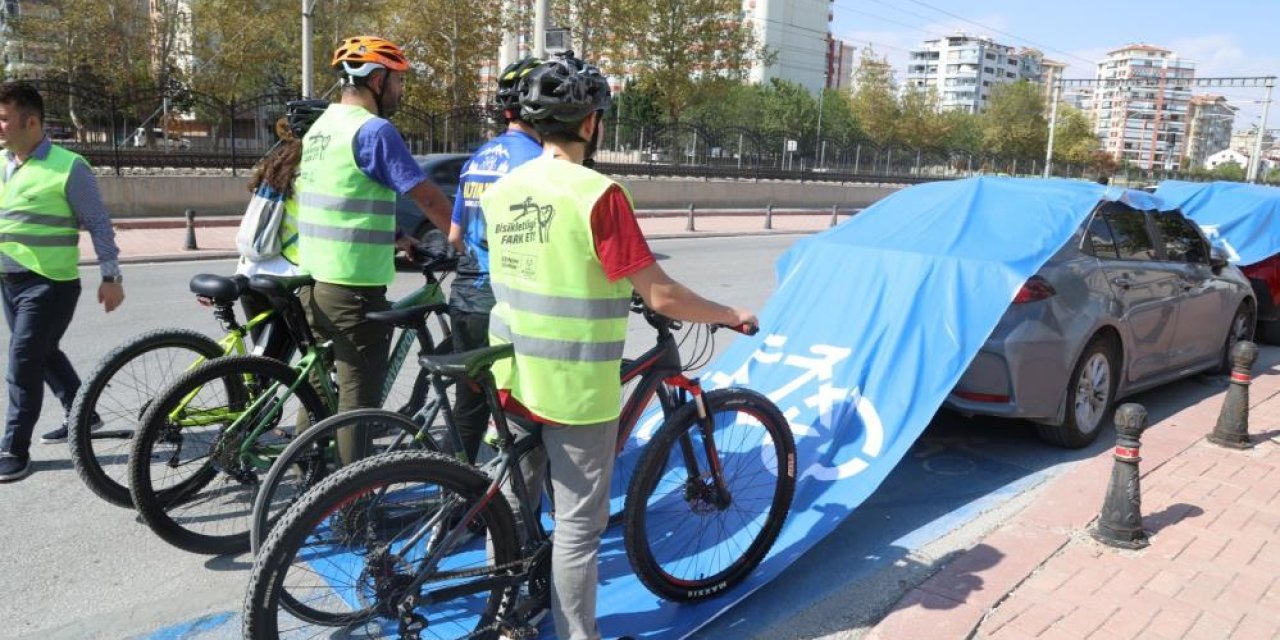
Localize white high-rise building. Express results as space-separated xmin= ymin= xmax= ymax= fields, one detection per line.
xmin=743 ymin=0 xmax=832 ymax=93
xmin=1185 ymin=94 xmax=1236 ymax=169
xmin=905 ymin=33 xmax=1033 ymax=113
xmin=1091 ymin=44 xmax=1194 ymax=171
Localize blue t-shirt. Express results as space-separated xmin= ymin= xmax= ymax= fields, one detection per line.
xmin=449 ymin=129 xmax=542 ymax=313
xmin=354 ymin=118 xmax=426 ymax=195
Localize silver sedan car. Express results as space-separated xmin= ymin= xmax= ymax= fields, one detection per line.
xmin=945 ymin=200 xmax=1256 ymax=448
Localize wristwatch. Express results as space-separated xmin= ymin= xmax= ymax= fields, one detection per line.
xmin=102 ymin=274 xmax=123 ymax=284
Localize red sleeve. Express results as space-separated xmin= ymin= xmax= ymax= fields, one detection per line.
xmin=590 ymin=184 xmax=656 ymax=282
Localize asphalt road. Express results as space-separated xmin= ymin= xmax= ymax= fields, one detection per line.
xmin=0 ymin=235 xmax=1257 ymax=640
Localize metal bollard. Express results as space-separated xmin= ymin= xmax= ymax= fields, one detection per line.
xmin=685 ymin=203 xmax=695 ymax=232
xmin=183 ymin=208 xmax=198 ymax=251
xmin=829 ymin=203 xmax=840 ymax=227
xmin=764 ymin=203 xmax=773 ymax=230
xmin=1092 ymin=403 xmax=1150 ymax=549
xmin=1208 ymin=340 xmax=1258 ymax=449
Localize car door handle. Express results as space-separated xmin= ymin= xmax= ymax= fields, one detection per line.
xmin=1111 ymin=276 xmax=1133 ymax=290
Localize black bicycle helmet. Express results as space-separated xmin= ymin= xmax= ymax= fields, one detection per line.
xmin=285 ymin=99 xmax=329 ymax=138
xmin=496 ymin=56 xmax=543 ymax=116
xmin=519 ymin=50 xmax=611 ymax=136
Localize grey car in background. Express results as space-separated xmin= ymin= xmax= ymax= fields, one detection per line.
xmin=395 ymin=153 xmax=471 ymax=254
xmin=945 ymin=200 xmax=1256 ymax=448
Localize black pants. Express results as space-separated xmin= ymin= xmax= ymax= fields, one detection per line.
xmin=1 ymin=273 xmax=82 ymax=458
xmin=449 ymin=308 xmax=491 ymax=463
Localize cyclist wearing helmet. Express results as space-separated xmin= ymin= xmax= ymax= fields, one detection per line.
xmin=480 ymin=52 xmax=756 ymax=640
xmin=445 ymin=56 xmax=543 ymax=463
xmin=296 ymin=36 xmax=452 ymax=463
xmin=231 ymin=99 xmax=329 ymax=362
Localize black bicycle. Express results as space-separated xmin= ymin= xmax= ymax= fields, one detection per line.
xmin=243 ymin=295 xmax=796 ymax=638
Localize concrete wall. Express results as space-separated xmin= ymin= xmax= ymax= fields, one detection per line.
xmin=97 ymin=175 xmax=903 ymax=218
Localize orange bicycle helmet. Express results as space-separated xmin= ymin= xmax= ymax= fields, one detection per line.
xmin=331 ymin=36 xmax=409 ymax=77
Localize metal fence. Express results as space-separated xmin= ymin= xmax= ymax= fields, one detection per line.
xmin=27 ymin=78 xmax=1272 ymax=187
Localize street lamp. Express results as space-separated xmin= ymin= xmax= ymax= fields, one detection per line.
xmin=815 ymin=69 xmax=828 ymax=169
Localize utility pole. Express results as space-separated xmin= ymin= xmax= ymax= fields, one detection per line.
xmin=1043 ymin=79 xmax=1061 ymax=178
xmin=533 ymin=0 xmax=548 ymax=58
xmin=301 ymin=0 xmax=316 ymax=97
xmin=1248 ymin=77 xmax=1274 ymax=183
xmin=815 ymin=74 xmax=827 ymax=170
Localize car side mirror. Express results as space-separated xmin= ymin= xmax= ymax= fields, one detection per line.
xmin=1209 ymin=246 xmax=1230 ymax=273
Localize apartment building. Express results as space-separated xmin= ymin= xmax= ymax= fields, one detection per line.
xmin=905 ymin=33 xmax=1041 ymax=113
xmin=1185 ymin=94 xmax=1235 ymax=168
xmin=827 ymin=38 xmax=855 ymax=91
xmin=1090 ymin=44 xmax=1194 ymax=171
xmin=743 ymin=0 xmax=833 ymax=93
xmin=1039 ymin=57 xmax=1067 ymax=105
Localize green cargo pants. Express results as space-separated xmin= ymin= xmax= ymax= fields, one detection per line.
xmin=302 ymin=281 xmax=392 ymax=464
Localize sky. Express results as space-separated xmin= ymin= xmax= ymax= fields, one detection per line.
xmin=830 ymin=0 xmax=1280 ymax=127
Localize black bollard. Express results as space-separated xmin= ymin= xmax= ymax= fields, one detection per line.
xmin=1092 ymin=403 xmax=1150 ymax=550
xmin=829 ymin=203 xmax=840 ymax=227
xmin=183 ymin=208 xmax=198 ymax=251
xmin=685 ymin=203 xmax=695 ymax=232
xmin=1208 ymin=340 xmax=1258 ymax=449
xmin=764 ymin=202 xmax=773 ymax=230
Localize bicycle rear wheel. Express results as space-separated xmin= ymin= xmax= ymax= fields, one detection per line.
xmin=129 ymin=355 xmax=328 ymax=555
xmin=244 ymin=450 xmax=520 ymax=639
xmin=68 ymin=328 xmax=224 ymax=507
xmin=623 ymin=387 xmax=796 ymax=601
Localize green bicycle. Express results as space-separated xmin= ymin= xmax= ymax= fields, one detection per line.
xmin=67 ymin=274 xmax=286 ymax=507
xmin=127 ymin=258 xmax=457 ymax=555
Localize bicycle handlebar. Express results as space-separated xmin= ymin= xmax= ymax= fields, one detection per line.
xmin=628 ymin=292 xmax=759 ymax=336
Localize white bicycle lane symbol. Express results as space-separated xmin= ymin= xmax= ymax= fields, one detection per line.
xmin=629 ymin=334 xmax=886 ymax=483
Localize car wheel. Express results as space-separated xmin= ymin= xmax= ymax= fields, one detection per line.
xmin=1216 ymin=302 xmax=1255 ymax=374
xmin=1037 ymin=336 xmax=1116 ymax=449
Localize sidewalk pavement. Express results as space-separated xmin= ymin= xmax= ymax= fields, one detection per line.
xmin=80 ymin=209 xmax=845 ymax=265
xmin=866 ymin=363 xmax=1280 ymax=640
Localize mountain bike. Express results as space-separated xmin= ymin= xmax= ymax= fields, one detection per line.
xmin=243 ymin=295 xmax=796 ymax=638
xmin=127 ymin=258 xmax=457 ymax=555
xmin=67 ymin=274 xmax=284 ymax=507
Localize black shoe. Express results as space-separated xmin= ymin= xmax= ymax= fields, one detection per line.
xmin=0 ymin=453 xmax=31 ymax=482
xmin=41 ymin=414 xmax=102 ymax=444
xmin=40 ymin=425 xmax=68 ymax=444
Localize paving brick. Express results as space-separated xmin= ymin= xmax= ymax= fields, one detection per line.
xmin=1178 ymin=533 xmax=1231 ymax=563
xmin=1212 ymin=532 xmax=1267 ymax=567
xmin=1150 ymin=527 xmax=1197 ymax=559
xmin=1173 ymin=571 xmax=1230 ymax=607
xmin=1096 ymin=562 xmax=1162 ymax=598
xmin=1019 ymin=565 xmax=1077 ymax=596
xmin=978 ymin=593 xmax=1036 ymax=634
xmin=1232 ymin=613 xmax=1280 ymax=640
xmin=1053 ymin=565 xmax=1120 ymax=605
xmin=1182 ymin=611 xmax=1242 ymax=640
xmin=867 ymin=588 xmax=982 ymax=640
xmin=1204 ymin=504 xmax=1254 ymax=534
xmin=1094 ymin=600 xmax=1159 ymax=639
xmin=1144 ymin=566 xmax=1198 ymax=597
xmin=1006 ymin=598 xmax=1074 ymax=636
xmin=1051 ymin=602 xmax=1117 ymax=638
xmin=918 ymin=529 xmax=1069 ymax=608
xmin=1142 ymin=604 xmax=1201 ymax=639
xmin=983 ymin=625 xmax=1039 ymax=640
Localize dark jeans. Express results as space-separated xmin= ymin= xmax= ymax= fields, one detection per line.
xmin=302 ymin=282 xmax=391 ymax=463
xmin=449 ymin=307 xmax=491 ymax=463
xmin=1 ymin=273 xmax=82 ymax=458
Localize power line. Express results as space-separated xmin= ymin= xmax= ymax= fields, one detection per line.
xmin=894 ymin=0 xmax=1098 ymax=67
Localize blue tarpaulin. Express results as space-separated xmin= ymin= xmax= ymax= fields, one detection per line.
xmin=1155 ymin=180 xmax=1280 ymax=266
xmin=590 ymin=177 xmax=1167 ymax=638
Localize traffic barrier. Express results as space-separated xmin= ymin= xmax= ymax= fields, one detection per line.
xmin=1208 ymin=340 xmax=1258 ymax=449
xmin=685 ymin=203 xmax=696 ymax=232
xmin=1092 ymin=403 xmax=1150 ymax=549
xmin=183 ymin=209 xmax=198 ymax=250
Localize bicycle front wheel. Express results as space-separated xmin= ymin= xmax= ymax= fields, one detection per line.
xmin=68 ymin=328 xmax=224 ymax=507
xmin=129 ymin=355 xmax=328 ymax=555
xmin=244 ymin=450 xmax=520 ymax=639
xmin=250 ymin=408 xmax=437 ymax=553
xmin=623 ymin=387 xmax=796 ymax=601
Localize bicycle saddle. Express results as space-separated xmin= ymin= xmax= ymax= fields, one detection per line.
xmin=420 ymin=344 xmax=514 ymax=379
xmin=248 ymin=274 xmax=315 ymax=299
xmin=189 ymin=274 xmax=249 ymax=304
xmin=366 ymin=303 xmax=449 ymax=329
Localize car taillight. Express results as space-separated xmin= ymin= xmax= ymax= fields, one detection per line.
xmin=1013 ymin=276 xmax=1056 ymax=304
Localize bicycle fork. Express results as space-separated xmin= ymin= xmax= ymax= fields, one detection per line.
xmin=666 ymin=376 xmax=733 ymax=511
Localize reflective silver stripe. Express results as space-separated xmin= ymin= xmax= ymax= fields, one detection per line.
xmin=297 ymin=221 xmax=395 ymax=245
xmin=492 ymin=282 xmax=629 ymax=319
xmin=297 ymin=191 xmax=395 ymax=216
xmin=0 ymin=232 xmax=78 ymax=247
xmin=490 ymin=315 xmax=624 ymax=362
xmin=0 ymin=210 xmax=77 ymax=228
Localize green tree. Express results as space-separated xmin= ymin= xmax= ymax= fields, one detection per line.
xmin=1211 ymin=160 xmax=1247 ymax=182
xmin=937 ymin=109 xmax=983 ymax=152
xmin=981 ymin=80 xmax=1048 ymax=159
xmin=1051 ymin=105 xmax=1101 ymax=169
xmin=897 ymin=87 xmax=948 ymax=149
xmin=609 ymin=0 xmax=764 ymax=121
xmin=849 ymin=47 xmax=900 ymax=146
